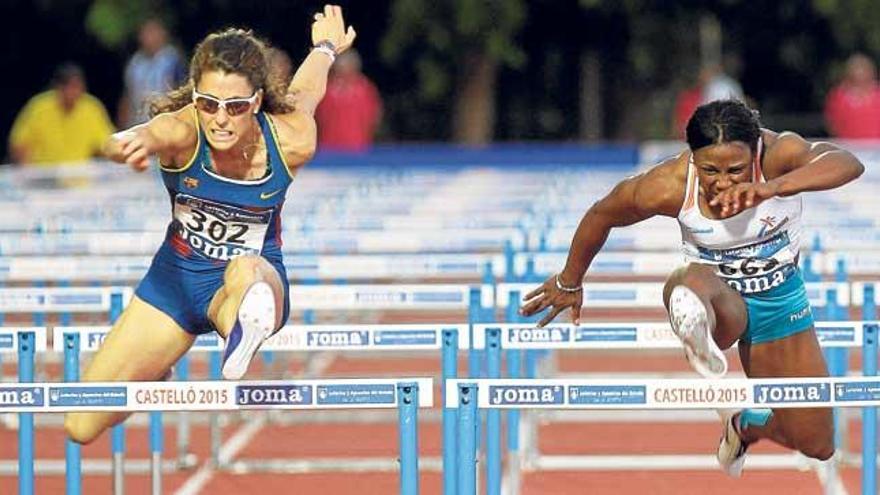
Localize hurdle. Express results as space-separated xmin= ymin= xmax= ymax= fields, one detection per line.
xmin=493 ymin=280 xmax=855 ymax=382
xmin=457 ymin=283 xmax=876 ymax=495
xmin=6 ymin=372 xmax=432 ymax=495
xmin=55 ymin=323 xmax=471 ymax=479
xmin=0 ymin=253 xmax=502 ymax=283
xmin=467 ymin=320 xmax=878 ymax=493
xmin=0 ymin=227 xmax=526 ymax=255
xmin=532 ymin=224 xmax=880 ymax=252
xmin=447 ymin=373 xmax=880 ymax=495
xmin=493 ymin=280 xmax=857 ymax=381
xmin=0 ymin=286 xmax=149 ymax=495
xmin=0 ymin=283 xmax=493 ymax=494
xmin=502 ymin=249 xmax=880 ymax=283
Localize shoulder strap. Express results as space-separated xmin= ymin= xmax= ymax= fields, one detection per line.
xmin=258 ymin=113 xmax=296 ymax=181
xmin=680 ymin=155 xmax=699 ymax=214
xmin=159 ymin=106 xmax=203 ymax=173
xmin=752 ymin=136 xmax=765 ymax=183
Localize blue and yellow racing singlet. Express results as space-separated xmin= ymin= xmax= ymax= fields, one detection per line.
xmin=156 ymin=111 xmax=294 ymax=269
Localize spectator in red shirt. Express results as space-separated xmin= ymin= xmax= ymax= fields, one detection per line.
xmin=824 ymin=53 xmax=880 ymax=138
xmin=672 ymin=83 xmax=703 ymax=139
xmin=315 ymin=50 xmax=381 ymax=151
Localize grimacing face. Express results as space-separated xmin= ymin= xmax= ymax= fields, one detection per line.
xmin=692 ymin=141 xmax=755 ymax=203
xmin=194 ymin=70 xmax=262 ymax=153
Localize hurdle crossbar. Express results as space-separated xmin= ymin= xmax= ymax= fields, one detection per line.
xmin=11 ymin=378 xmax=431 ymax=495
xmin=54 ymin=324 xmax=473 ymax=353
xmin=470 ymin=320 xmax=876 ymax=350
xmin=495 ymin=281 xmax=853 ymax=308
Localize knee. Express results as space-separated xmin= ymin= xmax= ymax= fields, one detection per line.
xmin=663 ymin=263 xmax=714 ymax=303
xmin=64 ymin=414 xmax=100 ymax=445
xmin=799 ymin=442 xmax=835 ymax=461
xmin=794 ymin=426 xmax=835 ymax=461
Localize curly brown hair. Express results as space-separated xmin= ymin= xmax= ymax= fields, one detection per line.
xmin=149 ymin=28 xmax=294 ymax=117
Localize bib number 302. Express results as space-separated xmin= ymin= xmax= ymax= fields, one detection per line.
xmin=184 ymin=209 xmax=248 ymax=244
xmin=173 ymin=194 xmax=272 ymax=260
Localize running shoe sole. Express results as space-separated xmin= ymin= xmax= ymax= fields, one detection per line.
xmin=668 ymin=285 xmax=728 ymax=378
xmin=221 ymin=282 xmax=276 ymax=380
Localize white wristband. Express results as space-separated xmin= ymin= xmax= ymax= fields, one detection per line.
xmin=313 ymin=45 xmax=336 ymax=63
xmin=555 ymin=273 xmax=583 ymax=293
xmin=112 ymin=131 xmax=136 ymax=141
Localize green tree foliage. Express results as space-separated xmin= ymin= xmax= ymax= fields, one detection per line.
xmin=814 ymin=0 xmax=880 ymax=54
xmin=381 ymin=0 xmax=526 ymax=142
xmin=85 ymin=0 xmax=159 ymax=50
xmin=67 ymin=0 xmax=880 ymax=142
xmin=381 ymin=0 xmax=526 ymax=98
xmin=570 ymin=0 xmax=879 ymax=138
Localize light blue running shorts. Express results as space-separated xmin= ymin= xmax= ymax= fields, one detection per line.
xmin=740 ymin=270 xmax=814 ymax=345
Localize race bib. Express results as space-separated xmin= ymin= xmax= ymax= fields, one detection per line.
xmin=173 ymin=194 xmax=272 ymax=261
xmin=696 ymin=232 xmax=797 ymax=295
xmin=718 ymin=261 xmax=794 ymax=295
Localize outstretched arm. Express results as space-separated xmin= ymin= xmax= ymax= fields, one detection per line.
xmin=270 ymin=4 xmax=356 ymax=172
xmin=520 ymin=159 xmax=685 ymax=326
xmin=286 ymin=4 xmax=356 ymax=116
xmin=710 ymin=132 xmax=865 ymax=216
xmin=102 ymin=108 xmax=194 ymax=171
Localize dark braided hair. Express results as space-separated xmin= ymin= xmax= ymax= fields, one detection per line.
xmin=685 ymin=99 xmax=761 ymax=153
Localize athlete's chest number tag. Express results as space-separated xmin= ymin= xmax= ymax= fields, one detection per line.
xmin=719 ymin=257 xmax=779 ymax=277
xmin=173 ymin=195 xmax=272 ymax=260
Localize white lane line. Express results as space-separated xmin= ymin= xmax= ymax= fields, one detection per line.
xmin=173 ymin=352 xmax=337 ymax=495
xmin=174 ymin=416 xmax=266 ymax=495
xmin=813 ymin=454 xmax=850 ymax=495
xmin=533 ymin=453 xmax=810 ymax=470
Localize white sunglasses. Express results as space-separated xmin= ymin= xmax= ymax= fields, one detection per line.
xmin=192 ymin=89 xmax=259 ymax=116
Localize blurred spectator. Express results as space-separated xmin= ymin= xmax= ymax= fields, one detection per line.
xmin=118 ymin=18 xmax=186 ymax=128
xmin=672 ymin=77 xmax=703 ymax=139
xmin=824 ymin=53 xmax=880 ymax=138
xmin=671 ymin=61 xmax=744 ymax=139
xmin=267 ymin=47 xmax=293 ymax=87
xmin=8 ymin=63 xmax=114 ymax=165
xmin=315 ymin=50 xmax=382 ymax=152
xmin=700 ymin=63 xmax=744 ymax=103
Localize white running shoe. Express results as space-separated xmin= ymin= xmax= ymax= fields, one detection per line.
xmin=221 ymin=282 xmax=276 ymax=380
xmin=668 ymin=285 xmax=728 ymax=378
xmin=717 ymin=409 xmax=748 ymax=477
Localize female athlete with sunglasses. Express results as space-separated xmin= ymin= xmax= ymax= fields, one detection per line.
xmin=64 ymin=5 xmax=355 ymax=444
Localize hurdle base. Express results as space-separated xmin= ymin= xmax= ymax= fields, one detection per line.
xmin=0 ymin=458 xmax=195 ymax=476
xmin=529 ymin=453 xmax=837 ymax=471
xmin=217 ymin=456 xmax=443 ymax=474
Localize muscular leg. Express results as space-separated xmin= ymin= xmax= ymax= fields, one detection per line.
xmin=662 ymin=263 xmax=748 ymax=350
xmin=207 ymin=255 xmax=286 ymax=379
xmin=207 ymin=254 xmax=286 ymax=337
xmin=64 ymin=296 xmax=195 ymax=444
xmin=737 ymin=329 xmax=835 ymax=460
xmin=664 ymin=265 xmax=833 ymax=461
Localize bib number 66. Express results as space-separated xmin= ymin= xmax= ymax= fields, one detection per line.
xmin=719 ymin=257 xmax=778 ymax=277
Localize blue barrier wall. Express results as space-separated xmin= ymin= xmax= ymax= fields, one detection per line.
xmin=308 ymin=143 xmax=640 ymax=168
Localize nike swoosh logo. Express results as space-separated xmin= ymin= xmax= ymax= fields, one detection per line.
xmin=260 ymin=189 xmax=282 ymax=200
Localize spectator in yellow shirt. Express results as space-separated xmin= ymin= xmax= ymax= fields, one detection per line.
xmin=9 ymin=63 xmax=114 ymax=165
